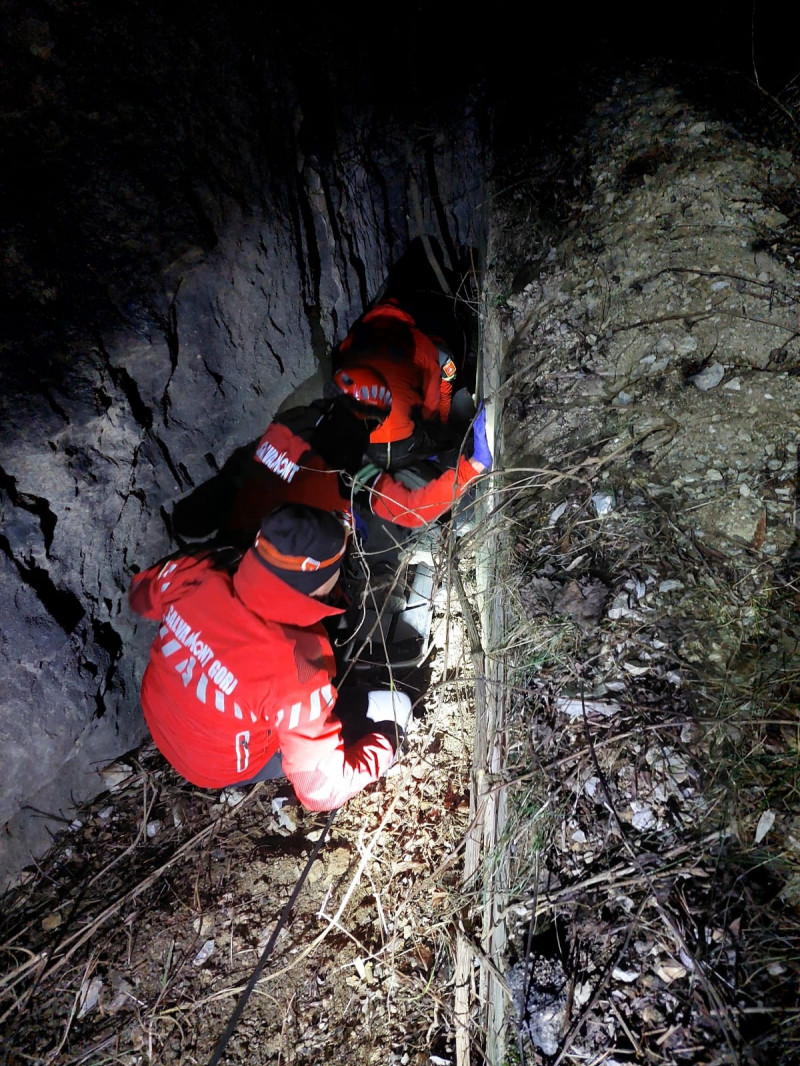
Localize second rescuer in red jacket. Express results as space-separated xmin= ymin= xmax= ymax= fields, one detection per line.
xmin=335 ymin=298 xmax=458 ymax=471
xmin=129 ymin=504 xmax=413 ymax=810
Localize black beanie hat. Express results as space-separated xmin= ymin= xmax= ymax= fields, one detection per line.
xmin=251 ymin=504 xmax=348 ymax=594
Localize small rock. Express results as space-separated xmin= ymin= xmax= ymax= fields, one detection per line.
xmin=631 ymin=803 xmax=656 ymax=830
xmin=591 ymin=490 xmax=615 ymax=516
xmin=676 ymin=334 xmax=698 ymax=354
xmin=658 ymin=579 xmax=684 ymax=593
xmin=507 ymin=956 xmax=568 ymax=1058
xmin=193 ymin=940 xmax=215 ymax=966
xmin=100 ymin=762 xmax=135 ymax=791
xmin=655 ymin=959 xmax=688 ymax=983
xmin=689 ymin=363 xmax=724 ymax=390
xmin=77 ymin=976 xmax=103 ymax=1019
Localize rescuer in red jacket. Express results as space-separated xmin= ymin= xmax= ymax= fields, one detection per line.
xmin=129 ymin=503 xmax=414 ymax=810
xmin=219 ymin=365 xmax=490 ymax=549
xmin=335 ymin=298 xmax=458 ymax=471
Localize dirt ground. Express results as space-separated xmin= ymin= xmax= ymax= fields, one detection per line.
xmin=3 ymin=63 xmax=800 ymax=1066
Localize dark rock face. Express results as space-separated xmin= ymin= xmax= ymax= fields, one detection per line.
xmin=0 ymin=1 xmax=488 ymax=884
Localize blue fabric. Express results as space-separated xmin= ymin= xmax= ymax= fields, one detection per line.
xmin=354 ymin=513 xmax=370 ymax=544
xmin=471 ymin=405 xmax=492 ymax=469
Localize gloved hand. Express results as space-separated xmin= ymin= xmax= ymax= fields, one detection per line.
xmin=470 ymin=404 xmax=492 ymax=471
xmin=365 ymin=689 xmax=414 ymax=748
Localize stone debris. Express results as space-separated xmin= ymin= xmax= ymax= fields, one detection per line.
xmin=494 ymin=68 xmax=800 ymax=1064
xmin=507 ymin=955 xmax=568 ymax=1057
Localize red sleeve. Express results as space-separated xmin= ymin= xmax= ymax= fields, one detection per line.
xmin=439 ymin=379 xmax=453 ymax=423
xmin=368 ymin=455 xmax=479 ymax=528
xmin=128 ymin=554 xmax=214 ymax=620
xmin=276 ymin=690 xmax=395 ymax=811
xmin=414 ymin=331 xmax=445 ymax=422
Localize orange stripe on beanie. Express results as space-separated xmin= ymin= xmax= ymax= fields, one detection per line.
xmin=253 ymin=532 xmax=346 ymax=573
xmin=251 ymin=503 xmax=348 ymax=593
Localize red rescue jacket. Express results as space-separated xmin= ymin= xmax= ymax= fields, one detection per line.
xmin=223 ymin=404 xmax=479 ymax=545
xmin=338 ymin=300 xmax=453 ymax=444
xmin=225 ymin=412 xmax=351 ymax=546
xmin=128 ymin=549 xmax=395 ymax=810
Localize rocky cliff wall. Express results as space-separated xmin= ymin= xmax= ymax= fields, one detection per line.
xmin=0 ymin=2 xmax=488 ymax=885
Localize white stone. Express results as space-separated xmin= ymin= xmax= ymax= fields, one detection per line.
xmin=755 ymin=810 xmax=776 ymax=844
xmin=658 ymin=579 xmax=684 ymax=593
xmin=631 ymin=804 xmax=656 ymax=830
xmin=689 ymin=362 xmax=725 ymax=390
xmin=193 ymin=940 xmax=215 ymax=966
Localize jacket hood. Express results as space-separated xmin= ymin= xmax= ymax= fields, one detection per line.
xmin=233 ymin=548 xmax=344 ymax=626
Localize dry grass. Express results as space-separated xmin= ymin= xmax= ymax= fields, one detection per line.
xmin=486 ymin=453 xmax=800 ymax=1066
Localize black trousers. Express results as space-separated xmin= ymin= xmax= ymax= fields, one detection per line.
xmin=365 ymin=434 xmax=423 ymax=473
